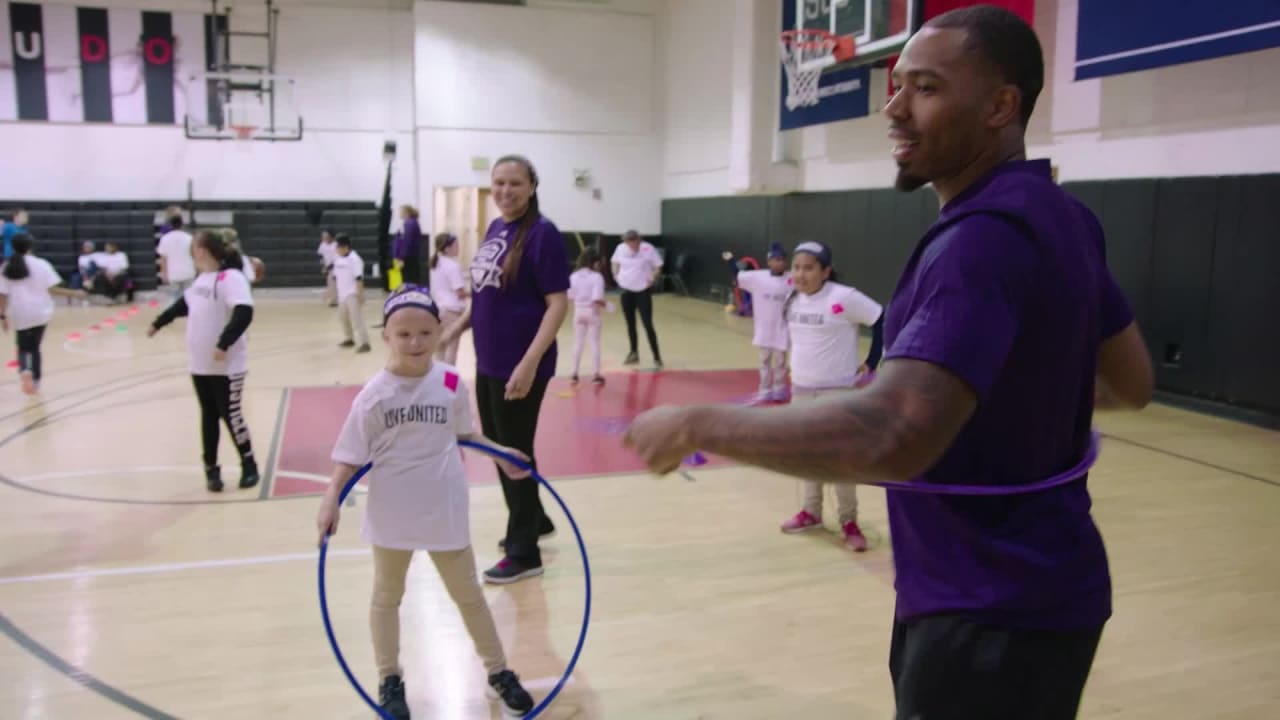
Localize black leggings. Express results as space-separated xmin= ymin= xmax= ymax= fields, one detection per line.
xmin=889 ymin=614 xmax=1103 ymax=720
xmin=620 ymin=288 xmax=661 ymax=361
xmin=191 ymin=374 xmax=256 ymax=470
xmin=16 ymin=325 xmax=45 ymax=381
xmin=475 ymin=373 xmax=552 ymax=567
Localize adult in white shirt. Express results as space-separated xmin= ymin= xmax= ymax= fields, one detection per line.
xmin=610 ymin=230 xmax=664 ymax=368
xmin=94 ymin=241 xmax=133 ymax=303
xmin=777 ymin=240 xmax=884 ymax=552
xmin=428 ymin=232 xmax=468 ymax=364
xmin=0 ymin=234 xmax=87 ymax=394
xmin=156 ymin=214 xmax=195 ymax=300
xmin=332 ymin=234 xmax=370 ymax=353
xmin=317 ymin=228 xmax=338 ymax=306
xmin=147 ymin=230 xmax=259 ymax=493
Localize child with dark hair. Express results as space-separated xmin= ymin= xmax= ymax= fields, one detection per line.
xmin=332 ymin=234 xmax=371 ymax=353
xmin=429 ymin=232 xmax=467 ymax=364
xmin=568 ymin=247 xmax=607 ymax=386
xmin=0 ymin=234 xmax=87 ymax=394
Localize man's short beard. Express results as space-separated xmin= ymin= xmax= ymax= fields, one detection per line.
xmin=894 ymin=167 xmax=929 ymax=192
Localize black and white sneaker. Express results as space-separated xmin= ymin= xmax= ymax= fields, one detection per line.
xmin=239 ymin=461 xmax=260 ymax=490
xmin=483 ymin=558 xmax=544 ymax=585
xmin=378 ymin=674 xmax=411 ymax=720
xmin=204 ymin=465 xmax=223 ymax=493
xmin=487 ymin=669 xmax=534 ymax=717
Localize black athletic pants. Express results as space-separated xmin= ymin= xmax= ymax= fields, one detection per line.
xmin=16 ymin=325 xmax=45 ymax=381
xmin=191 ymin=374 xmax=256 ymax=470
xmin=475 ymin=373 xmax=553 ymax=567
xmin=889 ymin=614 xmax=1104 ymax=720
xmin=620 ymin=288 xmax=661 ymax=361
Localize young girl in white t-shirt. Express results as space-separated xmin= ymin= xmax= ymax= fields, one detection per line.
xmin=778 ymin=241 xmax=884 ymax=552
xmin=723 ymin=242 xmax=792 ymax=403
xmin=0 ymin=234 xmax=87 ymax=395
xmin=428 ymin=232 xmax=468 ymax=364
xmin=148 ymin=230 xmax=259 ymax=493
xmin=315 ymin=285 xmax=537 ymax=720
xmin=568 ymin=248 xmax=607 ymax=386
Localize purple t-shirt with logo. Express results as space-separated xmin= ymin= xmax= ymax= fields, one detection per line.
xmin=469 ymin=214 xmax=570 ymax=382
xmin=882 ymin=159 xmax=1134 ymax=630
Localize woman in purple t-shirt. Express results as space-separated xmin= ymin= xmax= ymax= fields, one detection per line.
xmin=438 ymin=155 xmax=570 ymax=584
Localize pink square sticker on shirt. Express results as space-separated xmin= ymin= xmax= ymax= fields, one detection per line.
xmin=444 ymin=371 xmax=459 ymax=392
xmin=832 ymin=303 xmax=845 ymax=315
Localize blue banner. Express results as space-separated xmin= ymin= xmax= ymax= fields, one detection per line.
xmin=1075 ymin=0 xmax=1280 ymax=80
xmin=779 ymin=63 xmax=871 ymax=131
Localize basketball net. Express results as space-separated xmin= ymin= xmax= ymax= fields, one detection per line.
xmin=780 ymin=29 xmax=839 ymax=110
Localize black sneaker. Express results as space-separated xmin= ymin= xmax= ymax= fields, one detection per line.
xmin=592 ymin=375 xmax=605 ymax=386
xmin=338 ymin=340 xmax=355 ymax=348
xmin=378 ymin=675 xmax=411 ymax=720
xmin=204 ymin=465 xmax=223 ymax=493
xmin=239 ymin=462 xmax=260 ymax=490
xmin=487 ymin=669 xmax=534 ymax=717
xmin=623 ymin=352 xmax=639 ymax=365
xmin=355 ymin=343 xmax=371 ymax=353
xmin=483 ymin=558 xmax=544 ymax=585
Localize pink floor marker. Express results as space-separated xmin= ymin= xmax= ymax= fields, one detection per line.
xmin=89 ymin=324 xmax=101 ymax=331
xmin=67 ymin=332 xmax=82 ymax=341
xmin=4 ymin=360 xmax=17 ymax=370
xmin=148 ymin=299 xmax=160 ymax=308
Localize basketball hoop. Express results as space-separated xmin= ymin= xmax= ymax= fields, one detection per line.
xmin=780 ymin=29 xmax=855 ymax=111
xmin=231 ymin=124 xmax=256 ymax=141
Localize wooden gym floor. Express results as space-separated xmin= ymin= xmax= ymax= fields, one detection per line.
xmin=1 ymin=290 xmax=1277 ymax=719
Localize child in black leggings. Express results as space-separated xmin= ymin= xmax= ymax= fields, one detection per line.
xmin=148 ymin=230 xmax=258 ymax=492
xmin=0 ymin=234 xmax=87 ymax=395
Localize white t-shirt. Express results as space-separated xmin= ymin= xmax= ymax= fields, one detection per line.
xmin=332 ymin=251 xmax=364 ymax=302
xmin=183 ymin=269 xmax=255 ymax=376
xmin=317 ymin=241 xmax=338 ymax=267
xmin=611 ymin=241 xmax=663 ymax=293
xmin=0 ymin=256 xmax=60 ymax=331
xmin=568 ymin=268 xmax=605 ymax=315
xmin=786 ymin=281 xmax=882 ymax=389
xmin=331 ymin=363 xmax=476 ymax=551
xmin=429 ymin=254 xmax=467 ymax=313
xmin=156 ymin=230 xmax=195 ymax=283
xmin=737 ymin=269 xmax=791 ymax=352
xmin=96 ymin=251 xmax=129 ymax=275
xmin=77 ymin=254 xmax=96 ymax=273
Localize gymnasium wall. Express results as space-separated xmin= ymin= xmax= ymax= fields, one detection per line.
xmin=0 ymin=0 xmax=416 ymax=205
xmin=412 ymin=0 xmax=662 ymax=235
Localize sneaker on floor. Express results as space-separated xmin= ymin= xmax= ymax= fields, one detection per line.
xmin=769 ymin=388 xmax=791 ymax=403
xmin=239 ymin=462 xmax=260 ymax=490
xmin=378 ymin=674 xmax=411 ymax=720
xmin=570 ymin=374 xmax=579 ymax=386
xmin=483 ymin=557 xmax=544 ymax=585
xmin=338 ymin=340 xmax=355 ymax=348
xmin=19 ymin=371 xmax=37 ymax=396
xmin=487 ymin=669 xmax=535 ymax=717
xmin=623 ymin=352 xmax=639 ymax=365
xmin=355 ymin=343 xmax=371 ymax=353
xmin=842 ymin=520 xmax=868 ymax=552
xmin=205 ymin=465 xmax=224 ymax=493
xmin=591 ymin=375 xmax=605 ymax=386
xmin=780 ymin=510 xmax=822 ymax=534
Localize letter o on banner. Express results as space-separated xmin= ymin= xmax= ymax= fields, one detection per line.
xmin=144 ymin=37 xmax=172 ymax=65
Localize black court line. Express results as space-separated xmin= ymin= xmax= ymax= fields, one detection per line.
xmin=1100 ymin=432 xmax=1280 ymax=489
xmin=259 ymin=387 xmax=289 ymax=499
xmin=0 ymin=613 xmax=180 ymax=720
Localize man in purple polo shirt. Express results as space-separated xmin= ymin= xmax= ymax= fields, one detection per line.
xmin=625 ymin=6 xmax=1154 ymax=719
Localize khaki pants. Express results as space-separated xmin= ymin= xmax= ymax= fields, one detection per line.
xmin=339 ymin=295 xmax=370 ymax=346
xmin=371 ymin=545 xmax=507 ymax=680
xmin=436 ymin=308 xmax=463 ymax=364
xmin=323 ymin=268 xmax=337 ymax=305
xmin=792 ymin=386 xmax=859 ymax=524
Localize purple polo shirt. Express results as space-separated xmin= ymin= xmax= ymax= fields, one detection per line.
xmin=882 ymin=159 xmax=1133 ymax=630
xmin=469 ymin=214 xmax=570 ymax=382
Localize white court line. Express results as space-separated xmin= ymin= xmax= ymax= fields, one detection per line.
xmin=0 ymin=548 xmax=370 ymax=586
xmin=19 ymin=465 xmax=361 ymax=491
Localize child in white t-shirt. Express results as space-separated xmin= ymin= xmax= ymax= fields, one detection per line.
xmin=723 ymin=242 xmax=793 ymax=403
xmin=778 ymin=241 xmax=884 ymax=552
xmin=332 ymin=234 xmax=370 ymax=353
xmin=568 ymin=248 xmax=607 ymax=386
xmin=147 ymin=230 xmax=259 ymax=493
xmin=0 ymin=234 xmax=88 ymax=394
xmin=315 ymin=285 xmax=537 ymax=720
xmin=428 ymin=232 xmax=468 ymax=364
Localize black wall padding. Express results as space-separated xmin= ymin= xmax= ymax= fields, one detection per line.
xmin=661 ymin=172 xmax=1280 ymax=420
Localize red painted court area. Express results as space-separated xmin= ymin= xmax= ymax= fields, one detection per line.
xmin=271 ymin=369 xmax=761 ymax=497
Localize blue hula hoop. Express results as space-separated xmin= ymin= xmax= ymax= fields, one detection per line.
xmin=317 ymin=440 xmax=591 ymax=719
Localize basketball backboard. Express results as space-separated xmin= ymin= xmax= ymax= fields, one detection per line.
xmin=183 ymin=71 xmax=303 ymax=142
xmin=792 ymin=0 xmax=918 ymax=66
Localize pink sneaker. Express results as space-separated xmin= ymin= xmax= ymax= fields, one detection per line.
xmin=842 ymin=521 xmax=868 ymax=552
xmin=781 ymin=510 xmax=822 ymax=534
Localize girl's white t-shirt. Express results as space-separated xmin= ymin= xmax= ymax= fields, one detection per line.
xmin=610 ymin=241 xmax=663 ymax=293
xmin=317 ymin=240 xmax=338 ymax=267
xmin=568 ymin=268 xmax=605 ymax=314
xmin=96 ymin=251 xmax=129 ymax=274
xmin=331 ymin=363 xmax=476 ymax=551
xmin=736 ymin=269 xmax=792 ymax=352
xmin=0 ymin=256 xmax=60 ymax=331
xmin=429 ymin=254 xmax=467 ymax=312
xmin=332 ymin=251 xmax=364 ymax=302
xmin=786 ymin=281 xmax=882 ymax=389
xmin=183 ymin=269 xmax=254 ymax=376
xmin=156 ymin=229 xmax=196 ymax=283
